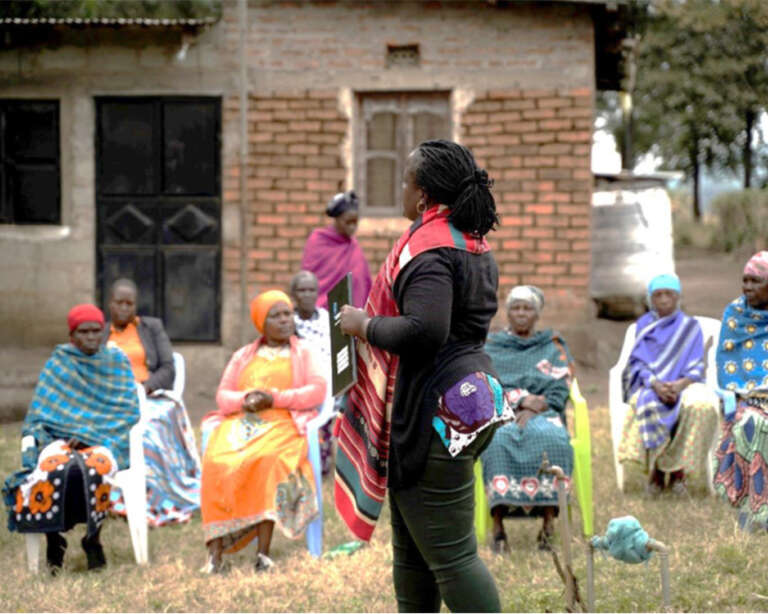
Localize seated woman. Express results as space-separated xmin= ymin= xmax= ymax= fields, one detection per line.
xmin=714 ymin=251 xmax=768 ymax=530
xmin=481 ymin=286 xmax=574 ymax=552
xmin=2 ymin=304 xmax=140 ymax=573
xmin=618 ymin=273 xmax=720 ymax=497
xmin=200 ymin=290 xmax=326 ymax=573
xmin=290 ymin=270 xmax=336 ymax=476
xmin=103 ymin=278 xmax=201 ymax=527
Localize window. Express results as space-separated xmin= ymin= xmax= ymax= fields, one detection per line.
xmin=0 ymin=100 xmax=60 ymax=224
xmin=356 ymin=92 xmax=451 ymax=216
xmin=96 ymin=97 xmax=221 ymax=342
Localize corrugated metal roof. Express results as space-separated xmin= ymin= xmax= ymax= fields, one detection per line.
xmin=0 ymin=17 xmax=218 ymax=27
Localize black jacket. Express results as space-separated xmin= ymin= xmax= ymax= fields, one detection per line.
xmin=102 ymin=316 xmax=175 ymax=393
xmin=366 ymin=247 xmax=499 ymax=490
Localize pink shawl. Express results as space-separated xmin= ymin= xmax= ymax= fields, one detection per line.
xmin=301 ymin=226 xmax=372 ymax=309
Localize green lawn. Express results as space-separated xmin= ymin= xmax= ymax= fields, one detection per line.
xmin=0 ymin=404 xmax=766 ymax=612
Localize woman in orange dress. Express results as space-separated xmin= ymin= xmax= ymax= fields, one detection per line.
xmin=200 ymin=290 xmax=327 ymax=573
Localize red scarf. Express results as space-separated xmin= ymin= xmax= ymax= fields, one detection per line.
xmin=333 ymin=206 xmax=490 ymax=540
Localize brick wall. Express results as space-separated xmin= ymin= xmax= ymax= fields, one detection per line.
xmin=224 ymin=91 xmax=349 ymax=293
xmin=229 ymin=85 xmax=594 ymax=320
xmin=462 ymin=88 xmax=593 ymax=320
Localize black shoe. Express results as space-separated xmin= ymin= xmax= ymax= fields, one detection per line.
xmin=46 ymin=533 xmax=67 ymax=574
xmin=81 ymin=535 xmax=106 ymax=571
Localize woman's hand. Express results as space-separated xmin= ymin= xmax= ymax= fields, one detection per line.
xmin=242 ymin=390 xmax=273 ymax=413
xmin=515 ymin=409 xmax=537 ymax=429
xmin=515 ymin=395 xmax=547 ymax=429
xmin=339 ymin=305 xmax=370 ymax=340
xmin=652 ymin=380 xmax=679 ymax=405
xmin=520 ymin=394 xmax=547 ymax=414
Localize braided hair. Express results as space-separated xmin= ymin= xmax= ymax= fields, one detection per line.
xmin=411 ymin=139 xmax=499 ymax=237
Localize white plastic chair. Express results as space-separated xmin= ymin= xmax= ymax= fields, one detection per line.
xmin=608 ymin=316 xmax=722 ymax=494
xmin=24 ymin=352 xmax=188 ymax=572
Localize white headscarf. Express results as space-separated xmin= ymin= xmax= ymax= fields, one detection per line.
xmin=505 ymin=285 xmax=544 ymax=313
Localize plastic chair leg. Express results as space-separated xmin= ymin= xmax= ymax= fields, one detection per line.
xmin=25 ymin=533 xmax=42 ymax=573
xmin=473 ymin=460 xmax=490 ymax=545
xmin=120 ymin=472 xmax=148 ymax=564
xmin=305 ymin=425 xmax=324 ymax=558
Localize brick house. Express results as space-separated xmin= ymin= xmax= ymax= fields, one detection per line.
xmin=0 ymin=1 xmax=626 ymax=401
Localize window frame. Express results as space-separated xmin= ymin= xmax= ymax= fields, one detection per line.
xmin=0 ymin=99 xmax=61 ymax=225
xmin=355 ymin=91 xmax=452 ymax=217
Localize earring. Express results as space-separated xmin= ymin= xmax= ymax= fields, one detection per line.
xmin=416 ymin=199 xmax=426 ymax=214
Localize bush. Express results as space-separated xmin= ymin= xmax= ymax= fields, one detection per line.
xmin=711 ymin=189 xmax=768 ymax=252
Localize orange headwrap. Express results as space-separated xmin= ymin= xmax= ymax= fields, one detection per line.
xmin=250 ymin=290 xmax=293 ymax=334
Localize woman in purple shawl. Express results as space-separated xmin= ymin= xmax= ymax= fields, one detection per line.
xmin=618 ymin=273 xmax=720 ymax=497
xmin=300 ymin=191 xmax=372 ymax=310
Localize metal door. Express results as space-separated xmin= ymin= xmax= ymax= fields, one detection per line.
xmin=96 ymin=97 xmax=221 ymax=341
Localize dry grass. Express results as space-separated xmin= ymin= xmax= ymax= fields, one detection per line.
xmin=1 ymin=404 xmax=767 ymax=613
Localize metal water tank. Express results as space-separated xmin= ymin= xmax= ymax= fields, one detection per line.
xmin=590 ymin=173 xmax=676 ymax=319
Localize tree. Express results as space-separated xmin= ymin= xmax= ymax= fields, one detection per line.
xmin=708 ymin=0 xmax=768 ymax=189
xmin=605 ymin=0 xmax=768 ymax=219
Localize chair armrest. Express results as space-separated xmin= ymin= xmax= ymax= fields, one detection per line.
xmin=306 ymin=395 xmax=337 ymax=435
xmin=21 ymin=435 xmax=35 ymax=454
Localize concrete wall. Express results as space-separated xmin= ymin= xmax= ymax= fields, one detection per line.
xmin=0 ymin=1 xmax=598 ymax=410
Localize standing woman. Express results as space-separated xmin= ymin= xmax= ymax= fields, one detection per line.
xmin=301 ymin=190 xmax=372 ymax=309
xmin=338 ymin=140 xmax=509 ymax=612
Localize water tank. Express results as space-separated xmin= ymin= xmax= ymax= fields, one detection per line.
xmin=590 ymin=174 xmax=675 ymax=319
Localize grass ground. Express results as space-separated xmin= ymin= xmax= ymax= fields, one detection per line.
xmin=1 ymin=401 xmax=767 ymax=613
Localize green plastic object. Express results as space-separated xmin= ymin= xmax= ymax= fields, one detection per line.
xmin=474 ymin=459 xmax=490 ymax=544
xmin=472 ymin=378 xmax=594 ymax=542
xmin=322 ymin=540 xmax=365 ymax=559
xmin=569 ymin=378 xmax=594 ymax=538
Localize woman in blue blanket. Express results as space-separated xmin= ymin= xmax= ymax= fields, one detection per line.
xmin=618 ymin=273 xmax=720 ymax=497
xmin=3 ymin=304 xmax=140 ymax=573
xmin=713 ymin=251 xmax=768 ymax=529
xmin=481 ymin=285 xmax=574 ymax=552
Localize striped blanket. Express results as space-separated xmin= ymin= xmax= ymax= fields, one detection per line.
xmin=621 ymin=311 xmax=705 ymax=449
xmin=4 ymin=343 xmax=139 ymax=529
xmin=334 ymin=206 xmax=490 ymax=541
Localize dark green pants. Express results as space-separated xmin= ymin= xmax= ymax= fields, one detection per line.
xmin=389 ymin=430 xmax=500 ymax=613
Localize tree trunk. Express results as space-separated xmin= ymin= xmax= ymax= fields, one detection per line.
xmin=744 ymin=108 xmax=755 ymax=189
xmin=622 ymin=103 xmax=635 ymax=171
xmin=691 ymin=154 xmax=701 ymax=222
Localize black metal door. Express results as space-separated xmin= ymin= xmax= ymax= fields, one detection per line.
xmin=96 ymin=97 xmax=221 ymax=342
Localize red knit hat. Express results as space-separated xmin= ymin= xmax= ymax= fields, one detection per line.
xmin=67 ymin=304 xmax=105 ymax=333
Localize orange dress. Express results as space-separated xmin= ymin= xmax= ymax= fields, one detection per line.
xmin=201 ymin=346 xmax=318 ymax=551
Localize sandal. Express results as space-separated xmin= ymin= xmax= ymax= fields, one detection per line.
xmin=491 ymin=532 xmax=509 ymax=554
xmin=254 ymin=552 xmax=275 ymax=572
xmin=199 ymin=554 xmax=227 ymax=574
xmin=670 ymin=479 xmax=689 ymax=498
xmin=537 ymin=528 xmax=554 ymax=552
xmin=645 ymin=481 xmax=663 ymax=499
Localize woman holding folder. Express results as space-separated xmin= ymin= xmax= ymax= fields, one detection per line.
xmin=338 ymin=140 xmax=508 ymax=612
